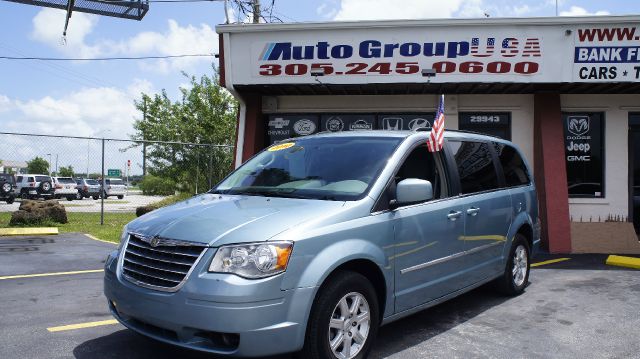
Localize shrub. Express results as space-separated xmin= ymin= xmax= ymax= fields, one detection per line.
xmin=138 ymin=175 xmax=176 ymax=196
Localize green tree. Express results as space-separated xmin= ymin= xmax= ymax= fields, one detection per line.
xmin=27 ymin=157 xmax=49 ymax=174
xmin=131 ymin=67 xmax=237 ymax=193
xmin=58 ymin=166 xmax=74 ymax=177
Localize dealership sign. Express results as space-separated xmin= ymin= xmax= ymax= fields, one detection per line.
xmin=221 ymin=19 xmax=640 ymax=84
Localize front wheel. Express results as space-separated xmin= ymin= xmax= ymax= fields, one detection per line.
xmin=495 ymin=233 xmax=530 ymax=296
xmin=299 ymin=271 xmax=379 ymax=359
xmin=117 ymin=195 xmax=124 ymax=199
xmin=6 ymin=196 xmax=14 ymax=204
xmin=76 ymin=192 xmax=82 ymax=200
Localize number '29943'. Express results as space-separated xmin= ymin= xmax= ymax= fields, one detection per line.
xmin=258 ymin=61 xmax=539 ymax=76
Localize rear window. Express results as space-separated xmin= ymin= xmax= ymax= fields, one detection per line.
xmin=0 ymin=174 xmax=14 ymax=183
xmin=56 ymin=177 xmax=76 ymax=184
xmin=28 ymin=177 xmax=35 ymax=182
xmin=86 ymin=179 xmax=99 ymax=185
xmin=17 ymin=176 xmax=23 ymax=182
xmin=108 ymin=179 xmax=124 ymax=185
xmin=449 ymin=140 xmax=500 ymax=194
xmin=35 ymin=176 xmax=51 ymax=182
xmin=494 ymin=143 xmax=530 ymax=187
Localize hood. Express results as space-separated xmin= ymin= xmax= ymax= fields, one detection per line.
xmin=127 ymin=193 xmax=347 ymax=246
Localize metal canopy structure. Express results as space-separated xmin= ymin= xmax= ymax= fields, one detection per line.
xmin=3 ymin=0 xmax=149 ymax=20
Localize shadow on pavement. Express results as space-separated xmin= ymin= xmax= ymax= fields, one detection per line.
xmin=74 ymin=283 xmax=513 ymax=359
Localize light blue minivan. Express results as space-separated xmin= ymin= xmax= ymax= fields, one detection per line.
xmin=104 ymin=130 xmax=540 ymax=358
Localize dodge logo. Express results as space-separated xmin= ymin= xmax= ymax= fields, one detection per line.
xmin=567 ymin=116 xmax=590 ymax=136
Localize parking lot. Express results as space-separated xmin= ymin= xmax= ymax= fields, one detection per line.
xmin=1 ymin=233 xmax=638 ymax=359
xmin=0 ymin=193 xmax=167 ymax=213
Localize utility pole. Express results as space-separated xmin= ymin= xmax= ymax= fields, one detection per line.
xmin=252 ymin=0 xmax=260 ymax=23
xmin=142 ymin=98 xmax=147 ymax=177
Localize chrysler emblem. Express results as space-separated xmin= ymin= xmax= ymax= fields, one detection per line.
xmin=150 ymin=237 xmax=161 ymax=247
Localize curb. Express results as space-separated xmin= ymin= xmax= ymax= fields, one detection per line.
xmin=605 ymin=255 xmax=640 ymax=270
xmin=83 ymin=233 xmax=117 ymax=245
xmin=0 ymin=227 xmax=59 ymax=236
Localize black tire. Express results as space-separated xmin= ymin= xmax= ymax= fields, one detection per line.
xmin=495 ymin=233 xmax=531 ymax=296
xmin=299 ymin=271 xmax=379 ymax=359
xmin=92 ymin=195 xmax=99 ymax=200
xmin=66 ymin=196 xmax=74 ymax=201
xmin=117 ymin=195 xmax=124 ymax=200
xmin=76 ymin=192 xmax=83 ymax=200
xmin=6 ymin=196 xmax=14 ymax=204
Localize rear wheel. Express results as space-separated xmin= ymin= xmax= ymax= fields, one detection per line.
xmin=92 ymin=195 xmax=99 ymax=200
xmin=495 ymin=233 xmax=530 ymax=296
xmin=6 ymin=196 xmax=14 ymax=204
xmin=117 ymin=195 xmax=124 ymax=200
xmin=299 ymin=271 xmax=379 ymax=359
xmin=1 ymin=182 xmax=11 ymax=194
xmin=76 ymin=192 xmax=82 ymax=200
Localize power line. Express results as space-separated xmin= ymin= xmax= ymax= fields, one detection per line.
xmin=0 ymin=54 xmax=216 ymax=61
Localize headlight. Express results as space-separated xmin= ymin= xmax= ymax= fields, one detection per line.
xmin=209 ymin=241 xmax=293 ymax=279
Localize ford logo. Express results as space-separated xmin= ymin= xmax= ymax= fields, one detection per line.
xmin=293 ymin=119 xmax=317 ymax=135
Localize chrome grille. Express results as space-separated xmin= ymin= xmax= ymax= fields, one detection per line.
xmin=121 ymin=234 xmax=206 ymax=291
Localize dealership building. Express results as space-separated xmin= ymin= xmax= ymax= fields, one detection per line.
xmin=216 ymin=16 xmax=640 ymax=254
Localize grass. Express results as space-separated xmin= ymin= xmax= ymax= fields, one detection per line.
xmin=0 ymin=212 xmax=136 ymax=243
xmin=146 ymin=192 xmax=193 ymax=209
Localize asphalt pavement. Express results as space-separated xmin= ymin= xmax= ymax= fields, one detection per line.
xmin=0 ymin=233 xmax=639 ymax=359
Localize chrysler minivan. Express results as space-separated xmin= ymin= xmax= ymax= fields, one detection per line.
xmin=104 ymin=130 xmax=540 ymax=358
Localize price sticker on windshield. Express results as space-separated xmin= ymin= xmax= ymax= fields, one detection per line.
xmin=268 ymin=142 xmax=295 ymax=152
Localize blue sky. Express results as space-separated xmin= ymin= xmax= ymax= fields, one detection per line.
xmin=0 ymin=0 xmax=638 ymax=142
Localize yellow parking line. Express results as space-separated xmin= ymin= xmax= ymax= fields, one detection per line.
xmin=0 ymin=227 xmax=58 ymax=236
xmin=47 ymin=319 xmax=119 ymax=332
xmin=606 ymin=255 xmax=640 ymax=270
xmin=83 ymin=233 xmax=117 ymax=245
xmin=531 ymin=258 xmax=571 ymax=267
xmin=0 ymin=269 xmax=103 ymax=280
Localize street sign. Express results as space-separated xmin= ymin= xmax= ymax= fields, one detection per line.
xmin=107 ymin=169 xmax=121 ymax=177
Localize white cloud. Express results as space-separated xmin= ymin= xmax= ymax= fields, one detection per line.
xmin=30 ymin=9 xmax=218 ymax=73
xmin=0 ymin=95 xmax=11 ymax=113
xmin=9 ymin=84 xmax=140 ymax=138
xmin=560 ymin=6 xmax=610 ymax=16
xmin=31 ymin=8 xmax=101 ymax=58
xmin=333 ymin=0 xmax=464 ymax=20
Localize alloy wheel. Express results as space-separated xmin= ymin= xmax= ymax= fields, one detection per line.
xmin=512 ymin=245 xmax=528 ymax=287
xmin=328 ymin=292 xmax=371 ymax=359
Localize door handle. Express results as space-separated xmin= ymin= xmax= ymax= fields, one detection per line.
xmin=467 ymin=207 xmax=480 ymax=216
xmin=447 ymin=211 xmax=462 ymax=221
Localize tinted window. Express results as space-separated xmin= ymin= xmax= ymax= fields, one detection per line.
xmin=35 ymin=176 xmax=50 ymax=182
xmin=17 ymin=176 xmax=23 ymax=182
xmin=28 ymin=177 xmax=35 ymax=182
xmin=449 ymin=140 xmax=500 ymax=194
xmin=86 ymin=179 xmax=99 ymax=185
xmin=57 ymin=177 xmax=75 ymax=184
xmin=494 ymin=143 xmax=530 ymax=187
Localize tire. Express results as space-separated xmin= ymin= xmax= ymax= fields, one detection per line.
xmin=40 ymin=181 xmax=52 ymax=193
xmin=76 ymin=192 xmax=83 ymax=200
xmin=117 ymin=195 xmax=124 ymax=200
xmin=1 ymin=182 xmax=11 ymax=194
xmin=299 ymin=271 xmax=379 ymax=359
xmin=6 ymin=196 xmax=14 ymax=204
xmin=92 ymin=196 xmax=99 ymax=200
xmin=66 ymin=196 xmax=74 ymax=201
xmin=495 ymin=233 xmax=531 ymax=296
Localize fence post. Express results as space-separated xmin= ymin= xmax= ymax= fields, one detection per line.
xmin=101 ymin=138 xmax=105 ymax=226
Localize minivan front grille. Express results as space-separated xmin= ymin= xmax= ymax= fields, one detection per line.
xmin=121 ymin=234 xmax=207 ymax=291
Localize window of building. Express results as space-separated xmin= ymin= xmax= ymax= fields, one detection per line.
xmin=562 ymin=112 xmax=604 ymax=198
xmin=458 ymin=112 xmax=511 ymax=140
xmin=448 ymin=140 xmax=500 ymax=194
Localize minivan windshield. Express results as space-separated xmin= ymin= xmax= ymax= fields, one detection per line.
xmin=213 ymin=136 xmax=403 ymax=201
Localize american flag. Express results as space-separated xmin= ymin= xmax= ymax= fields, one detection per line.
xmin=427 ymin=95 xmax=445 ymax=152
xmin=470 ymin=38 xmax=495 ymax=57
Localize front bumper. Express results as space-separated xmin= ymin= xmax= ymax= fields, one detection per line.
xmin=103 ymin=250 xmax=315 ymax=357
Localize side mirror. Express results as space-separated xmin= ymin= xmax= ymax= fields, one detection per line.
xmin=390 ymin=179 xmax=433 ymax=209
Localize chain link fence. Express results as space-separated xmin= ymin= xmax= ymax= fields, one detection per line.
xmin=0 ymin=131 xmax=234 ymax=228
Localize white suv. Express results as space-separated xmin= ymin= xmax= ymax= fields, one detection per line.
xmin=16 ymin=174 xmax=55 ymax=200
xmin=103 ymin=178 xmax=127 ymax=199
xmin=53 ymin=177 xmax=78 ymax=201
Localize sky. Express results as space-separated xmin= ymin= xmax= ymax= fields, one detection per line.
xmin=0 ymin=0 xmax=638 ymax=174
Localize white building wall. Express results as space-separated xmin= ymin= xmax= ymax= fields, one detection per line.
xmin=562 ymin=94 xmax=640 ymax=222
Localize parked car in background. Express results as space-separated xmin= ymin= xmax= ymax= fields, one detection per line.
xmin=75 ymin=178 xmax=101 ymax=200
xmin=16 ymin=174 xmax=54 ymax=200
xmin=53 ymin=177 xmax=78 ymax=201
xmin=105 ymin=130 xmax=539 ymax=358
xmin=0 ymin=173 xmax=16 ymax=204
xmin=103 ymin=178 xmax=126 ymax=199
